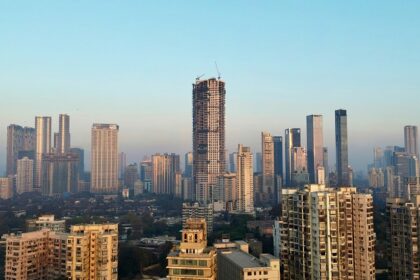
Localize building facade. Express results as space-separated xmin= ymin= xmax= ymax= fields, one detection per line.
xmin=6 ymin=125 xmax=35 ymax=176
xmin=307 ymin=114 xmax=324 ymax=184
xmin=66 ymin=224 xmax=118 ymax=280
xmin=261 ymin=132 xmax=275 ymax=205
xmin=335 ymin=109 xmax=349 ymax=186
xmin=35 ymin=116 xmax=52 ymax=192
xmin=151 ymin=153 xmax=180 ymax=194
xmin=284 ymin=128 xmax=301 ymax=186
xmin=193 ymin=78 xmax=226 ymax=204
xmin=57 ymin=114 xmax=70 ymax=154
xmin=280 ymin=184 xmax=375 ymax=280
xmin=91 ymin=124 xmax=119 ymax=193
xmin=404 ymin=125 xmax=418 ymax=157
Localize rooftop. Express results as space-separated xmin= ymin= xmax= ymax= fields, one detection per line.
xmin=220 ymin=249 xmax=264 ymax=269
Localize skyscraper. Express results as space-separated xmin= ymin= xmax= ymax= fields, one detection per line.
xmin=91 ymin=124 xmax=119 ymax=193
xmin=16 ymin=157 xmax=34 ymax=194
xmin=35 ymin=116 xmax=52 ymax=192
xmin=284 ymin=128 xmax=301 ymax=186
xmin=193 ymin=78 xmax=225 ymax=204
xmin=70 ymin=147 xmax=85 ymax=180
xmin=229 ymin=152 xmax=238 ymax=173
xmin=184 ymin=151 xmax=193 ymax=177
xmin=323 ymin=147 xmax=329 ymax=185
xmin=237 ymin=144 xmax=254 ymax=213
xmin=41 ymin=153 xmax=79 ymax=195
xmin=261 ymin=132 xmax=275 ymax=205
xmin=404 ymin=125 xmax=418 ymax=157
xmin=306 ymin=114 xmax=324 ymax=183
xmin=151 ymin=153 xmax=180 ymax=194
xmin=335 ymin=109 xmax=349 ymax=186
xmin=273 ymin=136 xmax=283 ymax=179
xmin=57 ymin=114 xmax=70 ymax=154
xmin=6 ymin=125 xmax=35 ymax=175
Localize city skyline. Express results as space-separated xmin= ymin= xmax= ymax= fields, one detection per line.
xmin=1 ymin=1 xmax=420 ymax=174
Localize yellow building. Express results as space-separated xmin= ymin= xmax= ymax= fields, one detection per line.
xmin=66 ymin=224 xmax=118 ymax=280
xmin=167 ymin=218 xmax=216 ymax=279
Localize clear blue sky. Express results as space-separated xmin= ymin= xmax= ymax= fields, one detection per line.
xmin=0 ymin=1 xmax=419 ymax=173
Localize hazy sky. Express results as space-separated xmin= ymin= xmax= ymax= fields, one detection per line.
xmin=1 ymin=1 xmax=419 ymax=173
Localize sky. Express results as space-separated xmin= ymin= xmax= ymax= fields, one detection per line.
xmin=0 ymin=1 xmax=419 ymax=173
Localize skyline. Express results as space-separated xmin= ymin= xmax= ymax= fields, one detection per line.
xmin=1 ymin=1 xmax=420 ymax=173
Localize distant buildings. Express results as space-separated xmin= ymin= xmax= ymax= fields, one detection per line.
xmin=237 ymin=145 xmax=254 ymax=213
xmin=0 ymin=177 xmax=13 ymax=200
xmin=16 ymin=157 xmax=33 ymax=194
xmin=261 ymin=132 xmax=275 ymax=205
xmin=284 ymin=128 xmax=301 ymax=186
xmin=91 ymin=124 xmax=119 ymax=193
xmin=184 ymin=152 xmax=193 ymax=177
xmin=151 ymin=153 xmax=180 ymax=194
xmin=335 ymin=109 xmax=349 ymax=186
xmin=41 ymin=153 xmax=79 ymax=195
xmin=279 ymin=184 xmax=375 ymax=279
xmin=404 ymin=125 xmax=418 ymax=157
xmin=6 ymin=125 xmax=35 ymax=176
xmin=26 ymin=215 xmax=66 ymax=233
xmin=57 ymin=114 xmax=70 ymax=154
xmin=167 ymin=218 xmax=216 ymax=280
xmin=124 ymin=163 xmax=139 ymax=190
xmin=182 ymin=202 xmax=214 ymax=233
xmin=35 ymin=116 xmax=52 ymax=192
xmin=193 ymin=78 xmax=226 ymax=204
xmin=306 ymin=114 xmax=324 ymax=184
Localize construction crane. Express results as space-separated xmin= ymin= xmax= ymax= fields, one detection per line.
xmin=196 ymin=74 xmax=205 ymax=81
xmin=214 ymin=61 xmax=221 ymax=80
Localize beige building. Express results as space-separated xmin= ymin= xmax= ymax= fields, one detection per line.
xmin=193 ymin=78 xmax=226 ymax=204
xmin=91 ymin=124 xmax=119 ymax=193
xmin=0 ymin=177 xmax=13 ymax=200
xmin=237 ymin=144 xmax=254 ymax=213
xmin=16 ymin=157 xmax=34 ymax=194
xmin=306 ymin=114 xmax=324 ymax=184
xmin=261 ymin=132 xmax=275 ymax=205
xmin=387 ymin=195 xmax=420 ymax=279
xmin=167 ymin=218 xmax=216 ymax=280
xmin=66 ymin=224 xmax=118 ymax=280
xmin=4 ymin=229 xmax=67 ymax=280
xmin=26 ymin=215 xmax=66 ymax=233
xmin=280 ymin=184 xmax=375 ymax=280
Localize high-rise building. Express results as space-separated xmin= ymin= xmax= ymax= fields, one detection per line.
xmin=237 ymin=145 xmax=254 ymax=213
xmin=280 ymin=185 xmax=375 ymax=279
xmin=229 ymin=152 xmax=238 ymax=173
xmin=66 ymin=224 xmax=118 ymax=280
xmin=404 ymin=125 xmax=418 ymax=157
xmin=124 ymin=163 xmax=139 ymax=190
xmin=151 ymin=153 xmax=180 ymax=194
xmin=373 ymin=147 xmax=384 ymax=168
xmin=217 ymin=172 xmax=237 ymax=210
xmin=254 ymin=152 xmax=262 ymax=173
xmin=57 ymin=114 xmax=70 ymax=154
xmin=41 ymin=153 xmax=80 ymax=195
xmin=6 ymin=125 xmax=35 ymax=176
xmin=70 ymin=148 xmax=85 ymax=180
xmin=119 ymin=152 xmax=126 ymax=180
xmin=261 ymin=132 xmax=275 ymax=205
xmin=4 ymin=229 xmax=68 ymax=280
xmin=307 ymin=114 xmax=324 ymax=184
xmin=323 ymin=147 xmax=329 ymax=185
xmin=167 ymin=218 xmax=216 ymax=280
xmin=193 ymin=78 xmax=225 ymax=204
xmin=91 ymin=124 xmax=119 ymax=193
xmin=0 ymin=177 xmax=13 ymax=200
xmin=335 ymin=109 xmax=349 ymax=186
xmin=184 ymin=152 xmax=193 ymax=177
xmin=16 ymin=157 xmax=34 ymax=194
xmin=284 ymin=128 xmax=301 ymax=186
xmin=273 ymin=136 xmax=283 ymax=179
xmin=393 ymin=152 xmax=419 ymax=179
xmin=35 ymin=117 xmax=52 ymax=192
xmin=387 ymin=195 xmax=420 ymax=279
xmin=290 ymin=147 xmax=309 ymax=187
